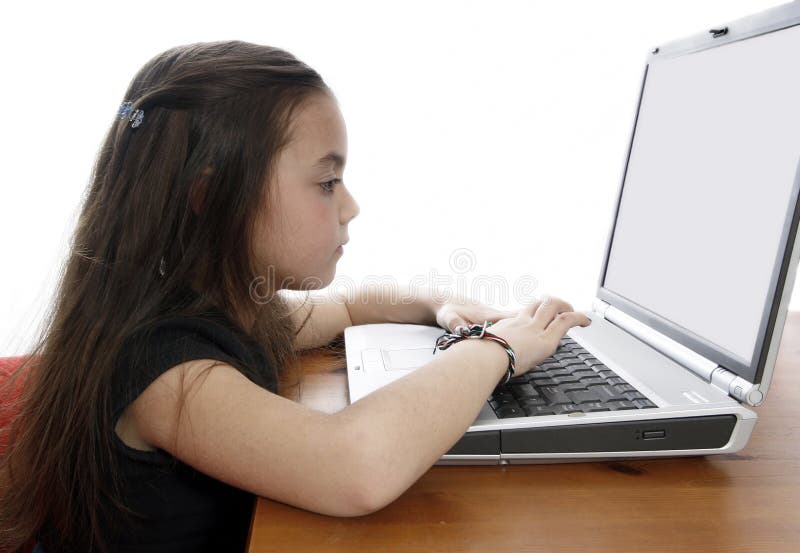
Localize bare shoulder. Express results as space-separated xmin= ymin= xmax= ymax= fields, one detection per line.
xmin=115 ymin=358 xmax=223 ymax=453
xmin=116 ymin=357 xmax=373 ymax=516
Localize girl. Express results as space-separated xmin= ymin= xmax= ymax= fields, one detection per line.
xmin=0 ymin=40 xmax=590 ymax=552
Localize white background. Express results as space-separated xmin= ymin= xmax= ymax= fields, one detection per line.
xmin=1 ymin=0 xmax=796 ymax=356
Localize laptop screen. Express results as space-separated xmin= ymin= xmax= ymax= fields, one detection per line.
xmin=601 ymin=22 xmax=800 ymax=383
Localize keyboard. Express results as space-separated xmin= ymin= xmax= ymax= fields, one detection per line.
xmin=488 ymin=336 xmax=657 ymax=418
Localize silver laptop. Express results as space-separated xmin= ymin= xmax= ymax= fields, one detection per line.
xmin=345 ymin=0 xmax=800 ymax=464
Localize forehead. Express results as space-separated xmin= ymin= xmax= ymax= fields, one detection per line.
xmin=284 ymin=93 xmax=347 ymax=168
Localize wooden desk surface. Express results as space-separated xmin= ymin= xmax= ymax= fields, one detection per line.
xmin=247 ymin=313 xmax=800 ymax=553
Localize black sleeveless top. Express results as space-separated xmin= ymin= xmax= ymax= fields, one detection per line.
xmin=39 ymin=299 xmax=277 ymax=552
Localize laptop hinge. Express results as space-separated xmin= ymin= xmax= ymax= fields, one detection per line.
xmin=591 ymin=298 xmax=764 ymax=406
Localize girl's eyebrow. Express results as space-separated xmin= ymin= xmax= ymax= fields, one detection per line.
xmin=313 ymin=152 xmax=346 ymax=169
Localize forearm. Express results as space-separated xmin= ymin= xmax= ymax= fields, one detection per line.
xmin=344 ymin=284 xmax=440 ymax=327
xmin=335 ymin=337 xmax=508 ymax=513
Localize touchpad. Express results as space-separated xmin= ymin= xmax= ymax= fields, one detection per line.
xmin=383 ymin=347 xmax=435 ymax=371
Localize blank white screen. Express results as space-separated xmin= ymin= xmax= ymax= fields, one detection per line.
xmin=604 ymin=24 xmax=800 ymax=364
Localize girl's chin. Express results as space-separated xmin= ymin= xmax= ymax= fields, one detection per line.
xmin=281 ymin=271 xmax=336 ymax=292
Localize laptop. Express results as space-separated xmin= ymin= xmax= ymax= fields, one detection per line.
xmin=344 ymin=0 xmax=800 ymax=464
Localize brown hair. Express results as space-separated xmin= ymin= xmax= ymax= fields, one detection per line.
xmin=0 ymin=40 xmax=333 ymax=552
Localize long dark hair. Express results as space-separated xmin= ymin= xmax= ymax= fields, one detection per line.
xmin=0 ymin=40 xmax=332 ymax=552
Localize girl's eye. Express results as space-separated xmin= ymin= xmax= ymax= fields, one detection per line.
xmin=320 ymin=178 xmax=341 ymax=194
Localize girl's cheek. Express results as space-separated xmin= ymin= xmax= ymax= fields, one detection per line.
xmin=311 ymin=196 xmax=335 ymax=218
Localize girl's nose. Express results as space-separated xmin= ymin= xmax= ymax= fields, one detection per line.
xmin=341 ymin=186 xmax=360 ymax=224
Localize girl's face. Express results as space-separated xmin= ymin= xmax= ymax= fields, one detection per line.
xmin=255 ymin=93 xmax=359 ymax=291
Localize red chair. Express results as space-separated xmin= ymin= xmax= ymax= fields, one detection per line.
xmin=0 ymin=355 xmax=31 ymax=453
xmin=0 ymin=355 xmax=36 ymax=553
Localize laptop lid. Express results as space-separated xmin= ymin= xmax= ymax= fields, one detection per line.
xmin=595 ymin=1 xmax=800 ymax=395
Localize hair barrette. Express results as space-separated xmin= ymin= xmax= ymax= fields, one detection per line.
xmin=118 ymin=100 xmax=144 ymax=129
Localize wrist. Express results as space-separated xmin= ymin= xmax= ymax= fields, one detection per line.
xmin=450 ymin=337 xmax=509 ymax=383
xmin=435 ymin=323 xmax=517 ymax=387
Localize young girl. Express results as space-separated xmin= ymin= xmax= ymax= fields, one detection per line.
xmin=0 ymin=40 xmax=590 ymax=552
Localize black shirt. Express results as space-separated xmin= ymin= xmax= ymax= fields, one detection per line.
xmin=40 ymin=303 xmax=277 ymax=552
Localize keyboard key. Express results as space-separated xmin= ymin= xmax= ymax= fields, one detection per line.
xmin=562 ymin=359 xmax=587 ymax=368
xmin=581 ymin=377 xmax=607 ymax=386
xmin=613 ymin=383 xmax=636 ymax=392
xmin=548 ymin=403 xmax=586 ymax=415
xmin=589 ymin=385 xmax=628 ymax=402
xmin=519 ymin=397 xmax=547 ymax=408
xmin=553 ymin=375 xmax=582 ymax=385
xmin=547 ymin=368 xmax=573 ymax=378
xmin=585 ymin=406 xmax=611 ymax=413
xmin=490 ymin=390 xmax=515 ymax=402
xmin=540 ymin=386 xmax=573 ymax=405
xmin=624 ymin=392 xmax=648 ymax=401
xmin=561 ymin=382 xmax=588 ymax=392
xmin=512 ymin=383 xmax=540 ymax=399
xmin=581 ymin=402 xmax=611 ymax=412
xmin=496 ymin=405 xmax=524 ymax=418
xmin=523 ymin=405 xmax=558 ymax=417
xmin=585 ymin=359 xmax=605 ymax=367
xmin=573 ymin=369 xmax=596 ymax=378
xmin=568 ymin=389 xmax=604 ymax=404
xmin=605 ymin=400 xmax=638 ymax=410
xmin=633 ymin=399 xmax=657 ymax=409
xmin=532 ymin=378 xmax=558 ymax=387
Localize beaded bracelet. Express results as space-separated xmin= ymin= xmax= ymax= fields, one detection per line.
xmin=433 ymin=320 xmax=518 ymax=385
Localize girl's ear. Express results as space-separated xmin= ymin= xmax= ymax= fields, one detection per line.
xmin=189 ymin=166 xmax=214 ymax=216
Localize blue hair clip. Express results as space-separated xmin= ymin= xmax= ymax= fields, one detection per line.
xmin=118 ymin=100 xmax=144 ymax=129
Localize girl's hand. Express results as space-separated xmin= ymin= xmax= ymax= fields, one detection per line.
xmin=434 ymin=297 xmax=518 ymax=333
xmin=483 ymin=295 xmax=591 ymax=376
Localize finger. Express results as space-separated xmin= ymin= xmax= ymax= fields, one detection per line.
xmin=543 ymin=311 xmax=592 ymax=337
xmin=446 ymin=317 xmax=470 ymax=333
xmin=542 ymin=294 xmax=574 ymax=313
xmin=520 ymin=293 xmax=570 ymax=318
xmin=483 ymin=308 xmax=518 ymax=322
xmin=520 ymin=297 xmax=545 ymax=318
xmin=532 ymin=296 xmax=575 ymax=330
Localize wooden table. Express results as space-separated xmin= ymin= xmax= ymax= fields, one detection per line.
xmin=247 ymin=313 xmax=800 ymax=552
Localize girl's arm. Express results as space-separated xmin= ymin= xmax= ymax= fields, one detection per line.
xmin=124 ymin=331 xmax=507 ymax=516
xmin=332 ymin=337 xmax=508 ymax=512
xmin=283 ymin=285 xmax=439 ymax=352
